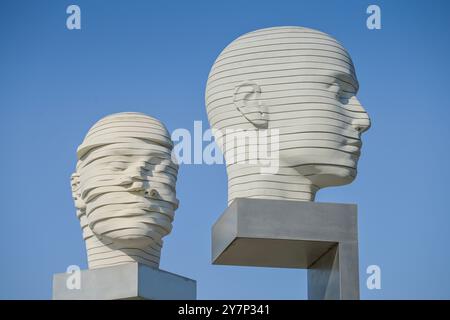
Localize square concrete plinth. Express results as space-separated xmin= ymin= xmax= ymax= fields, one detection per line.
xmin=53 ymin=262 xmax=196 ymax=300
xmin=212 ymin=198 xmax=359 ymax=300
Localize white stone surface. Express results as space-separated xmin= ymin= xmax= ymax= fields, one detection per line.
xmin=205 ymin=26 xmax=371 ymax=204
xmin=71 ymin=112 xmax=179 ymax=269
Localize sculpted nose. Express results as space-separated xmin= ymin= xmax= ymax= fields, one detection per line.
xmin=351 ymin=98 xmax=371 ymax=134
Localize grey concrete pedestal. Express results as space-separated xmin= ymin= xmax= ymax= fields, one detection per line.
xmin=53 ymin=262 xmax=196 ymax=300
xmin=211 ymin=198 xmax=359 ymax=300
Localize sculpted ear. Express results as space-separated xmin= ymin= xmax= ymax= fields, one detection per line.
xmin=233 ymin=81 xmax=268 ymax=129
xmin=71 ymin=172 xmax=86 ymax=218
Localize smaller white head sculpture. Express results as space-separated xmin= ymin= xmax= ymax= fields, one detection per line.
xmin=71 ymin=112 xmax=179 ymax=269
xmin=205 ymin=26 xmax=371 ymax=204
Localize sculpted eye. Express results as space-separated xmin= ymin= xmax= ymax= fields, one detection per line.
xmin=338 ymin=92 xmax=350 ymax=105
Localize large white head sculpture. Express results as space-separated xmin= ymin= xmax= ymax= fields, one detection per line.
xmin=71 ymin=112 xmax=179 ymax=269
xmin=205 ymin=26 xmax=371 ymax=204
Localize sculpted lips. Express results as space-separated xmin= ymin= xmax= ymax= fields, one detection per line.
xmin=346 ymin=139 xmax=362 ymax=148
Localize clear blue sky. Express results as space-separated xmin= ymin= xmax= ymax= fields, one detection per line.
xmin=1 ymin=0 xmax=449 ymax=299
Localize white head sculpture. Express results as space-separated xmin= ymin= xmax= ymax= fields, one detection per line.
xmin=71 ymin=112 xmax=179 ymax=269
xmin=205 ymin=26 xmax=371 ymax=204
